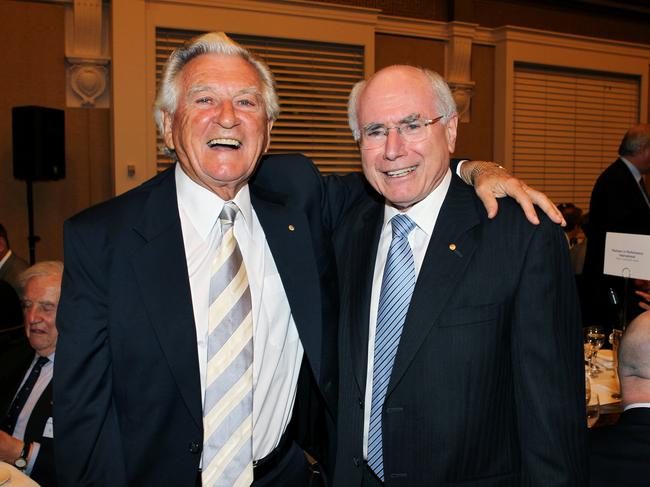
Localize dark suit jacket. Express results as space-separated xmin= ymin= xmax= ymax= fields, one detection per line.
xmin=582 ymin=158 xmax=650 ymax=328
xmin=0 ymin=252 xmax=28 ymax=292
xmin=54 ymin=154 xmax=361 ymax=486
xmin=589 ymin=408 xmax=650 ymax=487
xmin=0 ymin=346 xmax=57 ymax=487
xmin=333 ymin=174 xmax=588 ymax=486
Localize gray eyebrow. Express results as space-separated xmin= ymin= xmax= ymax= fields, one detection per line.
xmin=362 ymin=112 xmax=422 ymax=132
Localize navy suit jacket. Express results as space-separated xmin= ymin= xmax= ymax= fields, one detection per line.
xmin=589 ymin=408 xmax=650 ymax=487
xmin=333 ymin=173 xmax=588 ymax=486
xmin=0 ymin=345 xmax=57 ymax=487
xmin=54 ymin=154 xmax=360 ymax=486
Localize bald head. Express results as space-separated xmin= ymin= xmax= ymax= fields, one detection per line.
xmin=618 ymin=123 xmax=650 ymax=174
xmin=618 ymin=311 xmax=650 ymax=405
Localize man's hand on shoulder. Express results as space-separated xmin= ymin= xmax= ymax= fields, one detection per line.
xmin=459 ymin=160 xmax=566 ymax=226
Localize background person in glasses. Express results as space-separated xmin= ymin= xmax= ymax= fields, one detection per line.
xmin=333 ymin=65 xmax=587 ymax=486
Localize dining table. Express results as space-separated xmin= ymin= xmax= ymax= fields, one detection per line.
xmin=588 ymin=348 xmax=623 ymax=426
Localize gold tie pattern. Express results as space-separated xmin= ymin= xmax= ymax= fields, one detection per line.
xmin=202 ymin=202 xmax=254 ymax=487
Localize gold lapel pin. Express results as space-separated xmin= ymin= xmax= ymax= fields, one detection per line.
xmin=449 ymin=243 xmax=463 ymax=257
xmin=288 ymin=224 xmax=295 ymax=232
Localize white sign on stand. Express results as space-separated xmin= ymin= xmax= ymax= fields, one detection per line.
xmin=604 ymin=232 xmax=650 ymax=280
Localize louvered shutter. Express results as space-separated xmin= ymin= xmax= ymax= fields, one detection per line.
xmin=155 ymin=27 xmax=364 ymax=174
xmin=513 ymin=63 xmax=639 ymax=210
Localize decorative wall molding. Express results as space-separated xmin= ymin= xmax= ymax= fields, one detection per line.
xmin=65 ymin=0 xmax=111 ymax=108
xmin=446 ymin=22 xmax=477 ymax=123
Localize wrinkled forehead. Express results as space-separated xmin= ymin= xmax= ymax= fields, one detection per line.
xmin=179 ymin=53 xmax=263 ymax=94
xmin=358 ymin=68 xmax=437 ymax=124
xmin=24 ymin=275 xmax=61 ymax=301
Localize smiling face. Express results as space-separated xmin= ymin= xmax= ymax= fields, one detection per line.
xmin=356 ymin=66 xmax=458 ymax=210
xmin=162 ymin=53 xmax=273 ymax=200
xmin=23 ymin=274 xmax=60 ymax=357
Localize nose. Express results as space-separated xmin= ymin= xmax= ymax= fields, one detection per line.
xmin=213 ymin=100 xmax=238 ymax=128
xmin=24 ymin=307 xmax=40 ymax=325
xmin=383 ymin=126 xmax=406 ymax=161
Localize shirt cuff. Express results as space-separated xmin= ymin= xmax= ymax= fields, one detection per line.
xmin=24 ymin=441 xmax=40 ymax=475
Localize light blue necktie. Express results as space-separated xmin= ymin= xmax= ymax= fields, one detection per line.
xmin=367 ymin=213 xmax=417 ymax=481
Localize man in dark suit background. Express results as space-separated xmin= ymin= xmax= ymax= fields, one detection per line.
xmin=590 ymin=310 xmax=650 ymax=487
xmin=333 ymin=65 xmax=587 ymax=486
xmin=54 ymin=32 xmax=565 ymax=487
xmin=0 ymin=261 xmax=62 ymax=487
xmin=582 ymin=124 xmax=650 ymax=329
xmin=0 ymin=223 xmax=29 ymax=293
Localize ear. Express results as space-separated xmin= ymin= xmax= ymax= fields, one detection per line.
xmin=162 ymin=111 xmax=175 ymax=150
xmin=445 ymin=113 xmax=459 ymax=154
xmin=263 ymin=119 xmax=274 ymax=153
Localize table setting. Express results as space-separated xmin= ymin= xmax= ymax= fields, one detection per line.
xmin=584 ymin=326 xmax=624 ymax=427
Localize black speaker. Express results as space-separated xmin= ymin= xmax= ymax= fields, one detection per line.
xmin=12 ymin=106 xmax=65 ymax=181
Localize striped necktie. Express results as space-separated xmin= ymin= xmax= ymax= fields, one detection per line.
xmin=202 ymin=202 xmax=254 ymax=487
xmin=367 ymin=213 xmax=417 ymax=481
xmin=2 ymin=356 xmax=49 ymax=434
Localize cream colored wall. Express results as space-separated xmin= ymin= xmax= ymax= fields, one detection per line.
xmin=0 ymin=1 xmax=111 ymax=263
xmin=111 ymin=0 xmax=378 ymax=194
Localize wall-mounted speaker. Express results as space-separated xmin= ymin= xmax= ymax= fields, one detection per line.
xmin=12 ymin=106 xmax=65 ymax=181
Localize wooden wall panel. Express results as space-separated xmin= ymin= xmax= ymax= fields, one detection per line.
xmin=454 ymin=44 xmax=495 ymax=162
xmin=375 ymin=33 xmax=445 ymax=72
xmin=0 ymin=1 xmax=111 ymax=263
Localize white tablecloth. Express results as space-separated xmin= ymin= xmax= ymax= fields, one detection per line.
xmin=0 ymin=462 xmax=39 ymax=487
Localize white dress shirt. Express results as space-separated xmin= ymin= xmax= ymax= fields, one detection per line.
xmin=11 ymin=352 xmax=54 ymax=475
xmin=362 ymin=169 xmax=452 ymax=458
xmin=175 ymin=166 xmax=304 ymax=461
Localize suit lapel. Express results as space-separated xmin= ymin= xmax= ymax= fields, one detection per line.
xmin=250 ymin=185 xmax=324 ymax=382
xmin=346 ymin=200 xmax=383 ymax=395
xmin=130 ymin=170 xmax=203 ymax=428
xmin=388 ymin=177 xmax=481 ymax=394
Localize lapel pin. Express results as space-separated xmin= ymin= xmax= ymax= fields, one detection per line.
xmin=288 ymin=224 xmax=295 ymax=232
xmin=449 ymin=243 xmax=463 ymax=257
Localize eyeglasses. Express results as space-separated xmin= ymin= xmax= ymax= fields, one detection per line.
xmin=359 ymin=115 xmax=445 ymax=150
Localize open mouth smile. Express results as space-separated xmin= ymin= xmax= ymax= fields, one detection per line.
xmin=384 ymin=166 xmax=416 ymax=177
xmin=207 ymin=138 xmax=242 ymax=149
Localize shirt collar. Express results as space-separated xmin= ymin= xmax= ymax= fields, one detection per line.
xmin=623 ymin=402 xmax=650 ymax=411
xmin=382 ymin=168 xmax=452 ymax=236
xmin=620 ymin=156 xmax=642 ymax=182
xmin=175 ymin=164 xmax=253 ymax=239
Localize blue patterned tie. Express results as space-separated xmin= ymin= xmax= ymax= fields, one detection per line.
xmin=367 ymin=213 xmax=417 ymax=480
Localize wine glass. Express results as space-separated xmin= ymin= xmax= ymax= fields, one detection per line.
xmin=586 ymin=393 xmax=600 ymax=428
xmin=584 ymin=326 xmax=606 ymax=376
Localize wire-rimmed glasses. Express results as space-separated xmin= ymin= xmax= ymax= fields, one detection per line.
xmin=359 ymin=115 xmax=445 ymax=150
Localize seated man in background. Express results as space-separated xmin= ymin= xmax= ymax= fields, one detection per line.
xmin=590 ymin=309 xmax=650 ymax=487
xmin=0 ymin=261 xmax=62 ymax=487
